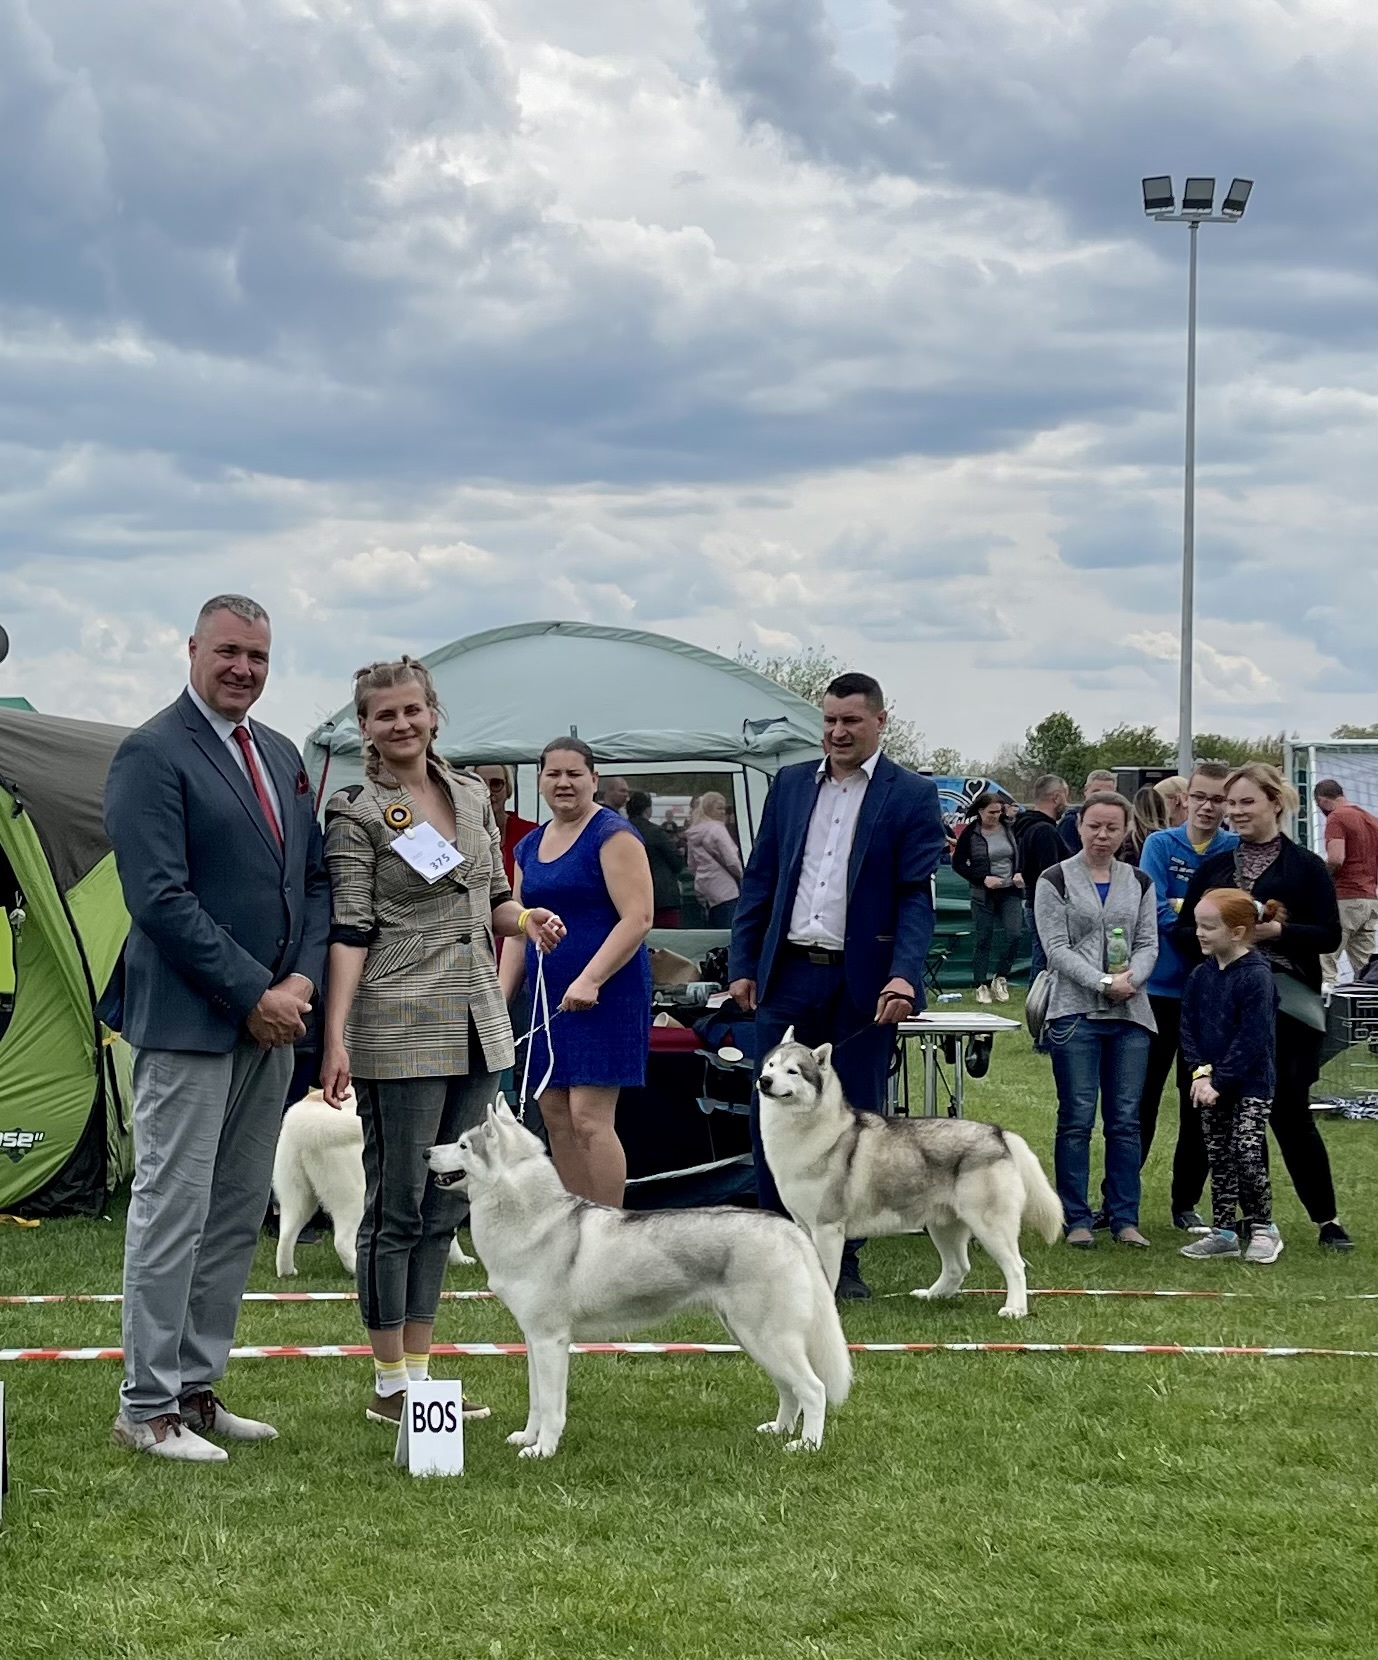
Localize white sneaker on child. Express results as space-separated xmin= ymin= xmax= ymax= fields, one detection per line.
xmin=1244 ymin=1224 xmax=1284 ymax=1265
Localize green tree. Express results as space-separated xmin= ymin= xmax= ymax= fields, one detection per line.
xmin=927 ymin=745 xmax=965 ymax=777
xmin=1085 ymin=724 xmax=1176 ymax=772
xmin=1333 ymin=723 xmax=1378 ymax=741
xmin=736 ymin=646 xmax=928 ymax=770
xmin=1192 ymin=732 xmax=1285 ymax=769
xmin=1022 ymin=712 xmax=1090 ymax=785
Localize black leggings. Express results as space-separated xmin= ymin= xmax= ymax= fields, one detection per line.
xmin=1200 ymin=1093 xmax=1272 ymax=1232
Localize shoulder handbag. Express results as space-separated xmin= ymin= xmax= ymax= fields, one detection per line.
xmin=1273 ymin=969 xmax=1326 ymax=1033
xmin=1024 ymin=863 xmax=1067 ymax=1043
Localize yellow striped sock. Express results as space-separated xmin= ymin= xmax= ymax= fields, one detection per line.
xmin=404 ymin=1351 xmax=430 ymax=1383
xmin=374 ymin=1357 xmax=408 ymax=1398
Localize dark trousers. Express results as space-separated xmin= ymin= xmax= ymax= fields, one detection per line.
xmin=355 ymin=1061 xmax=498 ymax=1331
xmin=708 ymin=899 xmax=738 ymax=928
xmin=751 ymin=949 xmax=894 ymax=1272
xmin=1272 ymin=1015 xmax=1338 ymax=1224
xmin=1134 ymin=995 xmax=1209 ymax=1213
xmin=1027 ymin=905 xmax=1047 ymax=979
xmin=970 ymin=888 xmax=1023 ymax=985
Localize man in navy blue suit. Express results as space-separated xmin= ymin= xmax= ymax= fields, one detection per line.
xmin=728 ymin=672 xmax=947 ymax=1299
xmin=103 ymin=595 xmax=330 ymax=1462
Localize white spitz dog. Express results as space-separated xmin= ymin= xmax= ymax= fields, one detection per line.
xmin=273 ymin=1088 xmax=475 ymax=1277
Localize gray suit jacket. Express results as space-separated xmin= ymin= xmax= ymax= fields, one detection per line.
xmin=102 ymin=691 xmax=330 ymax=1053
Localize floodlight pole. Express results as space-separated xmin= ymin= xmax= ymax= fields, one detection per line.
xmin=1179 ymin=218 xmax=1199 ymax=782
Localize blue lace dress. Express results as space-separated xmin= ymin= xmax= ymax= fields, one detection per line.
xmin=514 ymin=809 xmax=652 ymax=1088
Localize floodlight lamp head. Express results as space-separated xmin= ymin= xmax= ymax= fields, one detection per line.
xmin=1182 ymin=176 xmax=1215 ymax=214
xmin=1142 ymin=175 xmax=1174 ymax=214
xmin=1222 ymin=177 xmax=1253 ymax=217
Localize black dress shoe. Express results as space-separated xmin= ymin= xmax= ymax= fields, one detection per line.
xmin=835 ymin=1271 xmax=872 ymax=1301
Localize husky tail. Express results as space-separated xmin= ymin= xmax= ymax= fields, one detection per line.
xmin=806 ymin=1262 xmax=853 ymax=1406
xmin=1006 ymin=1131 xmax=1063 ymax=1244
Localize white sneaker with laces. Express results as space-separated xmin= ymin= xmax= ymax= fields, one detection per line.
xmin=1244 ymin=1224 xmax=1284 ymax=1265
xmin=992 ymin=977 xmax=1010 ymax=1003
xmin=1179 ymin=1229 xmax=1240 ymax=1260
xmin=976 ymin=984 xmax=993 ymax=1005
xmin=111 ymin=1412 xmax=228 ymax=1463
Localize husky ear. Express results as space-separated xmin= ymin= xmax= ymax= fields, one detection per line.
xmin=812 ymin=1042 xmax=833 ymax=1069
xmin=484 ymin=1101 xmax=500 ymax=1129
xmin=493 ymin=1095 xmax=518 ymax=1123
xmin=782 ymin=1024 xmax=796 ymax=1045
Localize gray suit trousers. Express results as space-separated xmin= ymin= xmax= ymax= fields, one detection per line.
xmin=120 ymin=1040 xmax=292 ymax=1420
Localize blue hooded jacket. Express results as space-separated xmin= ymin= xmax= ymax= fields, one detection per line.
xmin=1139 ymin=823 xmax=1240 ymax=999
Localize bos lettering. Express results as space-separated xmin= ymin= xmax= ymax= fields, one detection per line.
xmin=411 ymin=1400 xmax=459 ymax=1434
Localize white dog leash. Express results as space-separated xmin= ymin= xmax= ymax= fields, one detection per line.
xmin=515 ymin=950 xmax=556 ymax=1122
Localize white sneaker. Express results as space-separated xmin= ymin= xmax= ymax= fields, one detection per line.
xmin=977 ymin=984 xmax=993 ymax=1005
xmin=1244 ymin=1224 xmax=1284 ymax=1265
xmin=111 ymin=1412 xmax=228 ymax=1463
xmin=1179 ymin=1229 xmax=1241 ymax=1260
xmin=180 ymin=1388 xmax=278 ymax=1442
xmin=992 ymin=977 xmax=1010 ymax=1003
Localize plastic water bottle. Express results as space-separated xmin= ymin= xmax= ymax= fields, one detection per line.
xmin=936 ymin=992 xmax=963 ymax=1004
xmin=1106 ymin=927 xmax=1129 ymax=974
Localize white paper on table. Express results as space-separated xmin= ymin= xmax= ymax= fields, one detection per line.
xmin=389 ymin=822 xmax=464 ymax=884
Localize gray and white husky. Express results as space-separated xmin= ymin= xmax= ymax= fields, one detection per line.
xmin=425 ymin=1101 xmax=851 ymax=1458
xmin=758 ymin=1030 xmax=1063 ymax=1317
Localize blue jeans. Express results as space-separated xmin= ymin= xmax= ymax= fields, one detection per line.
xmin=1046 ymin=1015 xmax=1150 ymax=1233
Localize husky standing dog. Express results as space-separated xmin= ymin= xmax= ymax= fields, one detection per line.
xmin=758 ymin=1030 xmax=1062 ymax=1317
xmin=273 ymin=1089 xmax=474 ymax=1277
xmin=425 ymin=1101 xmax=851 ymax=1458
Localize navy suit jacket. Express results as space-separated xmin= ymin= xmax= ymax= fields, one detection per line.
xmin=729 ymin=754 xmax=947 ymax=1012
xmin=101 ymin=691 xmax=330 ymax=1053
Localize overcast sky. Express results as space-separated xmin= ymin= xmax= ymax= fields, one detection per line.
xmin=2 ymin=0 xmax=1374 ymax=760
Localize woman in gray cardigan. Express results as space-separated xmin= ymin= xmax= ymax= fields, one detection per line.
xmin=1034 ymin=792 xmax=1159 ymax=1248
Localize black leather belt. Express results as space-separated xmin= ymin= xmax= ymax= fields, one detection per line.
xmin=786 ymin=943 xmax=845 ymax=967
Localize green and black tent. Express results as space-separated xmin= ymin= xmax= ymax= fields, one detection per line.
xmin=0 ymin=706 xmax=133 ymax=1215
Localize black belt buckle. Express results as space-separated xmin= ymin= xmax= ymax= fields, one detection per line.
xmin=799 ymin=946 xmax=843 ymax=967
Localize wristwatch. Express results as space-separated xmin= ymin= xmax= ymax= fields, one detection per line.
xmin=1099 ymin=974 xmax=1114 ymax=991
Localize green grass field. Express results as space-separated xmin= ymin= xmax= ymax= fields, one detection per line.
xmin=2 ymin=1012 xmax=1375 ymax=1660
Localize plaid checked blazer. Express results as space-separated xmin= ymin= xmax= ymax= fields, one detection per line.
xmin=324 ymin=766 xmax=515 ymax=1080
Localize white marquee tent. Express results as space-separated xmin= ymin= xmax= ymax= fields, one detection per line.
xmin=303 ymin=621 xmax=824 ymax=845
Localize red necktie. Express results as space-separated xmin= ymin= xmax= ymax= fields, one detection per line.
xmin=231 ymin=725 xmax=283 ymax=848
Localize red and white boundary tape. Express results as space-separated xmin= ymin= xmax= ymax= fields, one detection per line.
xmin=3 ymin=1287 xmax=1375 ymax=1307
xmin=1 ymin=1341 xmax=1373 ymax=1362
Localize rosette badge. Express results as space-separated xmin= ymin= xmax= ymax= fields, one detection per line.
xmin=383 ymin=803 xmax=414 ymax=834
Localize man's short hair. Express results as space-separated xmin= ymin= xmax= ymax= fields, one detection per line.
xmin=1083 ymin=770 xmax=1117 ymax=792
xmin=195 ymin=594 xmax=270 ymax=636
xmin=1032 ymin=773 xmax=1067 ymax=804
xmin=824 ymin=672 xmax=884 ymax=712
xmin=1190 ymin=760 xmax=1231 ymax=784
xmin=1313 ymin=778 xmax=1345 ymax=801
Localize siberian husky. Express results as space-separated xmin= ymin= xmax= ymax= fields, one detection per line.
xmin=758 ymin=1031 xmax=1063 ymax=1318
xmin=273 ymin=1089 xmax=474 ymax=1277
xmin=425 ymin=1101 xmax=851 ymax=1458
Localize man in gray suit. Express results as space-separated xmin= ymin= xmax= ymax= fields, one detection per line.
xmin=104 ymin=594 xmax=330 ymax=1462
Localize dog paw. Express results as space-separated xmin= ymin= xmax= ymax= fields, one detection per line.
xmin=911 ymin=1286 xmax=957 ymax=1301
xmin=783 ymin=1437 xmax=821 ymax=1454
xmin=517 ymin=1442 xmax=556 ymax=1460
xmin=507 ymin=1429 xmax=539 ymax=1448
xmin=756 ymin=1420 xmax=787 ymax=1436
xmin=997 ymin=1305 xmax=1027 ymax=1320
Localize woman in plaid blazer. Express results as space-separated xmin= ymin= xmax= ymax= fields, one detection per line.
xmin=321 ymin=657 xmax=562 ymax=1431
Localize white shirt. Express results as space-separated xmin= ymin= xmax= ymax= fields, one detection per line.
xmin=186 ymin=682 xmax=283 ymax=829
xmin=787 ymin=751 xmax=880 ymax=950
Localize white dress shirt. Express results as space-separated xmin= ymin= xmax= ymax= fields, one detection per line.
xmin=186 ymin=682 xmax=283 ymax=829
xmin=787 ymin=751 xmax=880 ymax=950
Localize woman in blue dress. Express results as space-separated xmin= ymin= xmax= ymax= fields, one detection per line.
xmin=500 ymin=737 xmax=653 ymax=1204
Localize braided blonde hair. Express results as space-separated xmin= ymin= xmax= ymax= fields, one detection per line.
xmin=352 ymin=656 xmax=449 ymax=782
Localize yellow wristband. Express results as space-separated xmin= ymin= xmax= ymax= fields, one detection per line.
xmin=517 ymin=908 xmax=533 ymax=934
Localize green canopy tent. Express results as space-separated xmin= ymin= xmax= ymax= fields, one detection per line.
xmin=0 ymin=707 xmax=133 ymax=1215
